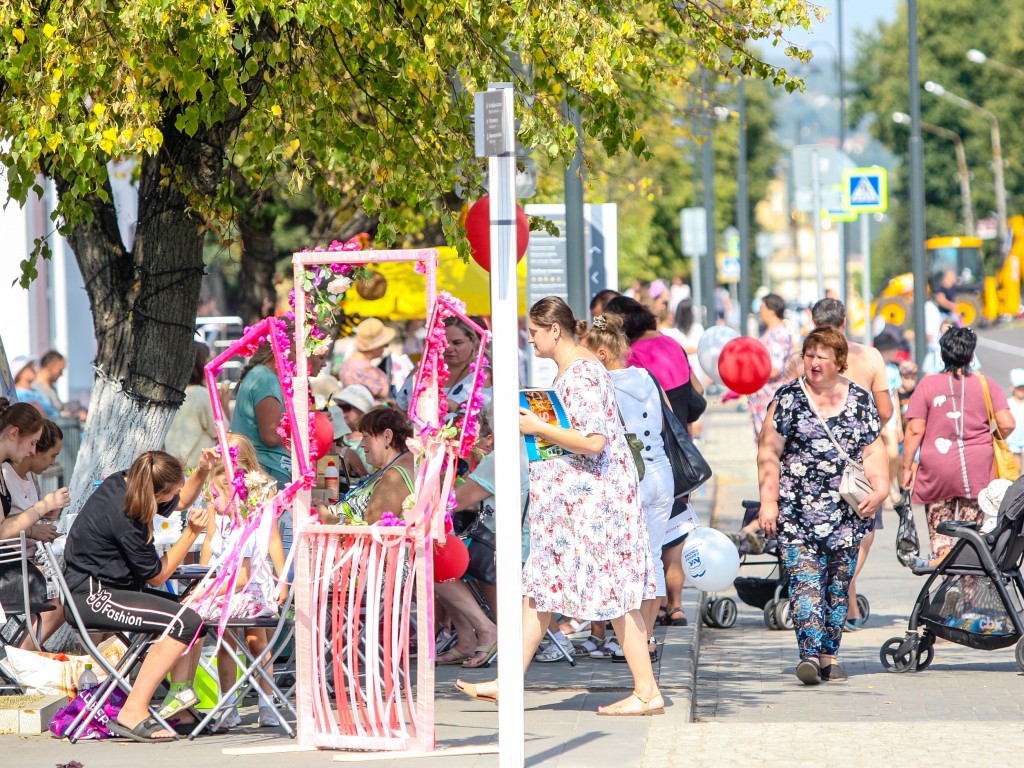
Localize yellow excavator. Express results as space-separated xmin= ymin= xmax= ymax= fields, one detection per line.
xmin=867 ymin=215 xmax=1024 ymax=329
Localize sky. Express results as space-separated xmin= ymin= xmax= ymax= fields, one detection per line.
xmin=782 ymin=0 xmax=898 ymax=62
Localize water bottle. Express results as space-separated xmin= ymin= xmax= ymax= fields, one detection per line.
xmin=324 ymin=461 xmax=340 ymax=504
xmin=77 ymin=663 xmax=99 ymax=690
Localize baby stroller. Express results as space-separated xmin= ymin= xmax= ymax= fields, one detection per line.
xmin=716 ymin=500 xmax=870 ymax=631
xmin=880 ymin=476 xmax=1024 ymax=673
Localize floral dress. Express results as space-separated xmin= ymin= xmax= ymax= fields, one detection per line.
xmin=747 ymin=324 xmax=794 ymax=440
xmin=522 ymin=358 xmax=655 ymax=620
xmin=772 ymin=378 xmax=881 ymax=552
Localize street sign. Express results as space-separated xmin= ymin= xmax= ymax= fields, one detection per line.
xmin=822 ymin=207 xmax=857 ymax=223
xmin=842 ymin=167 xmax=888 ymax=214
xmin=680 ymin=207 xmax=707 ymax=257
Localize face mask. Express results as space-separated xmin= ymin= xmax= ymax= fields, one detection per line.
xmin=157 ymin=494 xmax=180 ymax=517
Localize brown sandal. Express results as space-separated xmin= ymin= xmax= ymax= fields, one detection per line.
xmin=597 ymin=690 xmax=665 ymax=717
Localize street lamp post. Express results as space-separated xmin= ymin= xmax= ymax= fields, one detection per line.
xmin=967 ymin=48 xmax=1024 ymax=80
xmin=893 ymin=111 xmax=975 ymax=236
xmin=907 ymin=0 xmax=928 ymax=369
xmin=924 ymin=81 xmax=1008 ymax=251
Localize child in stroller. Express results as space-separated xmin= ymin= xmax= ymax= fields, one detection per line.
xmin=881 ymin=475 xmax=1024 ymax=673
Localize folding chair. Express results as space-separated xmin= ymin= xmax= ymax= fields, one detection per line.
xmin=0 ymin=532 xmax=56 ymax=652
xmin=187 ymin=589 xmax=297 ymax=739
xmin=40 ymin=543 xmax=177 ymax=743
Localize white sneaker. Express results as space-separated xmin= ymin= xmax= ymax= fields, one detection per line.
xmin=258 ymin=704 xmax=280 ymax=728
xmin=534 ymin=642 xmax=573 ymax=663
xmin=219 ymin=706 xmax=241 ymax=729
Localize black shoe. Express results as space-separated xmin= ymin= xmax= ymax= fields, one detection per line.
xmin=821 ymin=663 xmax=847 ymax=682
xmin=795 ymin=659 xmax=821 ymax=685
xmin=612 ymin=649 xmax=628 ymax=663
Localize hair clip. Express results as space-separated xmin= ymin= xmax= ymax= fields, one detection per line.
xmin=593 ymin=315 xmax=607 ymax=330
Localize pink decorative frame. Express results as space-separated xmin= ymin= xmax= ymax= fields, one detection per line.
xmin=291 ymin=248 xmax=443 ymax=752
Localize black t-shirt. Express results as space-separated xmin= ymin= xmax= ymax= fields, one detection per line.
xmin=63 ymin=473 xmax=162 ymax=592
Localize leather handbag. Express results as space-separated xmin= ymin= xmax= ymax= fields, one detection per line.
xmin=979 ymin=374 xmax=1018 ymax=481
xmin=655 ymin=380 xmax=712 ymax=498
xmin=799 ymin=377 xmax=872 ymax=511
xmin=460 ymin=510 xmax=497 ymax=585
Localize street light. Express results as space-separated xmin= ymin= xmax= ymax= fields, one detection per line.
xmin=966 ymin=48 xmax=1024 ymax=79
xmin=893 ymin=111 xmax=975 ymax=236
xmin=924 ymin=80 xmax=1008 ymax=250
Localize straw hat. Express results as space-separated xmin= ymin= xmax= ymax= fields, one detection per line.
xmin=354 ymin=318 xmax=396 ymax=352
xmin=309 ymin=372 xmax=343 ymax=410
xmin=327 ymin=404 xmax=352 ymax=440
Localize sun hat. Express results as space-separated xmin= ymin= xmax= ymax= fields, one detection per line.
xmin=648 ymin=279 xmax=668 ymax=300
xmin=354 ymin=318 xmax=396 ymax=352
xmin=978 ymin=478 xmax=1013 ymax=533
xmin=309 ymin=372 xmax=344 ymax=410
xmin=334 ymin=384 xmax=375 ymax=415
xmin=9 ymin=355 xmax=38 ymax=380
xmin=327 ymin=404 xmax=352 ymax=440
xmin=1011 ymin=368 xmax=1024 ymax=389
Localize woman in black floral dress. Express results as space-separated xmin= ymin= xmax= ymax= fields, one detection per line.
xmin=757 ymin=328 xmax=888 ymax=684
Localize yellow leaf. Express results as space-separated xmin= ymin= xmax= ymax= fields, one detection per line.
xmin=52 ymin=68 xmax=62 ymax=79
xmin=423 ymin=34 xmax=435 ymax=51
xmin=42 ymin=23 xmax=56 ymax=39
xmin=88 ymin=120 xmax=98 ymax=132
xmin=121 ymin=127 xmax=133 ymax=142
xmin=48 ymin=92 xmax=60 ymax=106
xmin=127 ymin=91 xmax=136 ymax=103
xmin=633 ymin=128 xmax=643 ymax=143
xmin=12 ymin=28 xmax=24 ymax=44
xmin=93 ymin=102 xmax=106 ymax=116
xmin=102 ymin=127 xmax=117 ymax=142
xmin=99 ymin=138 xmax=114 ymax=153
xmin=289 ymin=139 xmax=300 ymax=152
xmin=27 ymin=126 xmax=39 ymax=139
xmin=47 ymin=134 xmax=62 ymax=151
xmin=270 ymin=104 xmax=282 ymax=116
xmin=218 ymin=21 xmax=230 ymax=36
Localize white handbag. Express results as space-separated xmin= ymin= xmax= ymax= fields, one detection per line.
xmin=799 ymin=377 xmax=873 ymax=512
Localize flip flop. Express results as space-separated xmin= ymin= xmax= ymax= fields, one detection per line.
xmin=436 ymin=648 xmax=471 ymax=666
xmin=108 ymin=716 xmax=179 ymax=743
xmin=461 ymin=643 xmax=498 ymax=669
xmin=454 ymin=678 xmax=498 ymax=704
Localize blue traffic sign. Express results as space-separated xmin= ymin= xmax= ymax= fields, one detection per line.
xmin=842 ymin=167 xmax=888 ymax=214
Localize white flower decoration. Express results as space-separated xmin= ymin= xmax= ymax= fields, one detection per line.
xmin=327 ymin=276 xmax=352 ymax=295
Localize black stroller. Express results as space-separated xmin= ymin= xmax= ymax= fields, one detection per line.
xmin=881 ymin=476 xmax=1024 ymax=673
xmin=711 ymin=500 xmax=870 ymax=631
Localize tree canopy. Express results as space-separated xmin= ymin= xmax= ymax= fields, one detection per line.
xmin=849 ymin=0 xmax=1024 ymax=282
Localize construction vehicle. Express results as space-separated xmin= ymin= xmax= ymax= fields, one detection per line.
xmin=870 ymin=215 xmax=1024 ymax=329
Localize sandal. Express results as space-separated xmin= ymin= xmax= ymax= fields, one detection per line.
xmin=157 ymin=686 xmax=199 ymax=720
xmin=107 ymin=716 xmax=179 ymax=743
xmin=656 ymin=605 xmax=669 ymax=626
xmin=454 ymin=678 xmax=498 ymax=704
xmin=597 ymin=690 xmax=665 ymax=717
xmin=436 ymin=648 xmax=471 ymax=666
xmin=665 ymin=607 xmax=688 ymax=627
xmin=462 ymin=643 xmax=498 ymax=669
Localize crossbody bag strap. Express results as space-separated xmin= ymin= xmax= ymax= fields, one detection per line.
xmin=798 ymin=376 xmax=859 ymax=468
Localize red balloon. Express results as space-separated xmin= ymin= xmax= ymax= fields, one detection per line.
xmin=464 ymin=196 xmax=530 ymax=272
xmin=311 ymin=410 xmax=335 ymax=461
xmin=717 ymin=337 xmax=772 ymax=395
xmin=432 ymin=536 xmax=470 ymax=582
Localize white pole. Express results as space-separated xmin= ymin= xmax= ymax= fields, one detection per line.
xmin=487 ymin=82 xmax=526 ymax=768
xmin=861 ymin=213 xmax=872 ymax=345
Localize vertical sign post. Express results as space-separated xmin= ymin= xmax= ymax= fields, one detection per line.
xmin=475 ymin=82 xmax=525 ymax=768
xmin=842 ymin=167 xmax=888 ymax=345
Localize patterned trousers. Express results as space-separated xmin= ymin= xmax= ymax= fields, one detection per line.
xmin=783 ymin=544 xmax=859 ymax=660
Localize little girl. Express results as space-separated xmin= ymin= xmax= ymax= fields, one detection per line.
xmin=194 ymin=433 xmax=286 ymax=729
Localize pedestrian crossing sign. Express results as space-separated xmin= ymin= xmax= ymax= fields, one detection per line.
xmin=842 ymin=167 xmax=888 ymax=214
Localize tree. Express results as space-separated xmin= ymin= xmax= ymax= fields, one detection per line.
xmin=849 ymin=0 xmax=1024 ymax=286
xmin=0 ymin=1 xmax=819 ymax=507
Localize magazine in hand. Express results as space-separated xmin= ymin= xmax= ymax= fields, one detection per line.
xmin=520 ymin=389 xmax=574 ymax=461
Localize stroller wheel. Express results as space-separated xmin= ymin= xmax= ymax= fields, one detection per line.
xmin=916 ymin=638 xmax=935 ymax=672
xmin=711 ymin=598 xmax=737 ymax=629
xmin=880 ymin=636 xmax=918 ymax=673
xmin=856 ymin=595 xmax=870 ymax=623
xmin=775 ymin=600 xmax=794 ymax=631
xmin=1015 ymin=638 xmax=1024 ymax=673
xmin=701 ymin=598 xmax=719 ymax=628
xmin=763 ymin=600 xmax=780 ymax=630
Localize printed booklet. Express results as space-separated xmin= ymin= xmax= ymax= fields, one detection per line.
xmin=520 ymin=389 xmax=574 ymax=460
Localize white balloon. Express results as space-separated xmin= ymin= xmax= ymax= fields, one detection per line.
xmin=696 ymin=326 xmax=740 ymax=385
xmin=681 ymin=526 xmax=741 ymax=593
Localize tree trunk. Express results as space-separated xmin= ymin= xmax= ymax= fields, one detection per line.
xmin=238 ymin=208 xmax=279 ymax=327
xmin=61 ymin=132 xmax=208 ymax=513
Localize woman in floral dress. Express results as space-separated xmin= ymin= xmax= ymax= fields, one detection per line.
xmin=456 ymin=296 xmax=661 ymax=716
xmin=757 ymin=328 xmax=888 ymax=685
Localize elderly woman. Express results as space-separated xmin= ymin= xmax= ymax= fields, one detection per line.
xmin=757 ymin=327 xmax=888 ymax=685
xmin=902 ymin=327 xmax=1015 ymax=562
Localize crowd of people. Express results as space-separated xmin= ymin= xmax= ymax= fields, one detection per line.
xmin=4 ymin=270 xmax=1024 ymax=740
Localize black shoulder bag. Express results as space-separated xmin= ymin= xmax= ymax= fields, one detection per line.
xmin=656 ymin=379 xmax=712 ymax=498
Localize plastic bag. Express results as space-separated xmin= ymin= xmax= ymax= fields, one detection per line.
xmin=0 ymin=637 xmax=127 ymax=696
xmin=49 ymin=686 xmax=128 ymax=740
